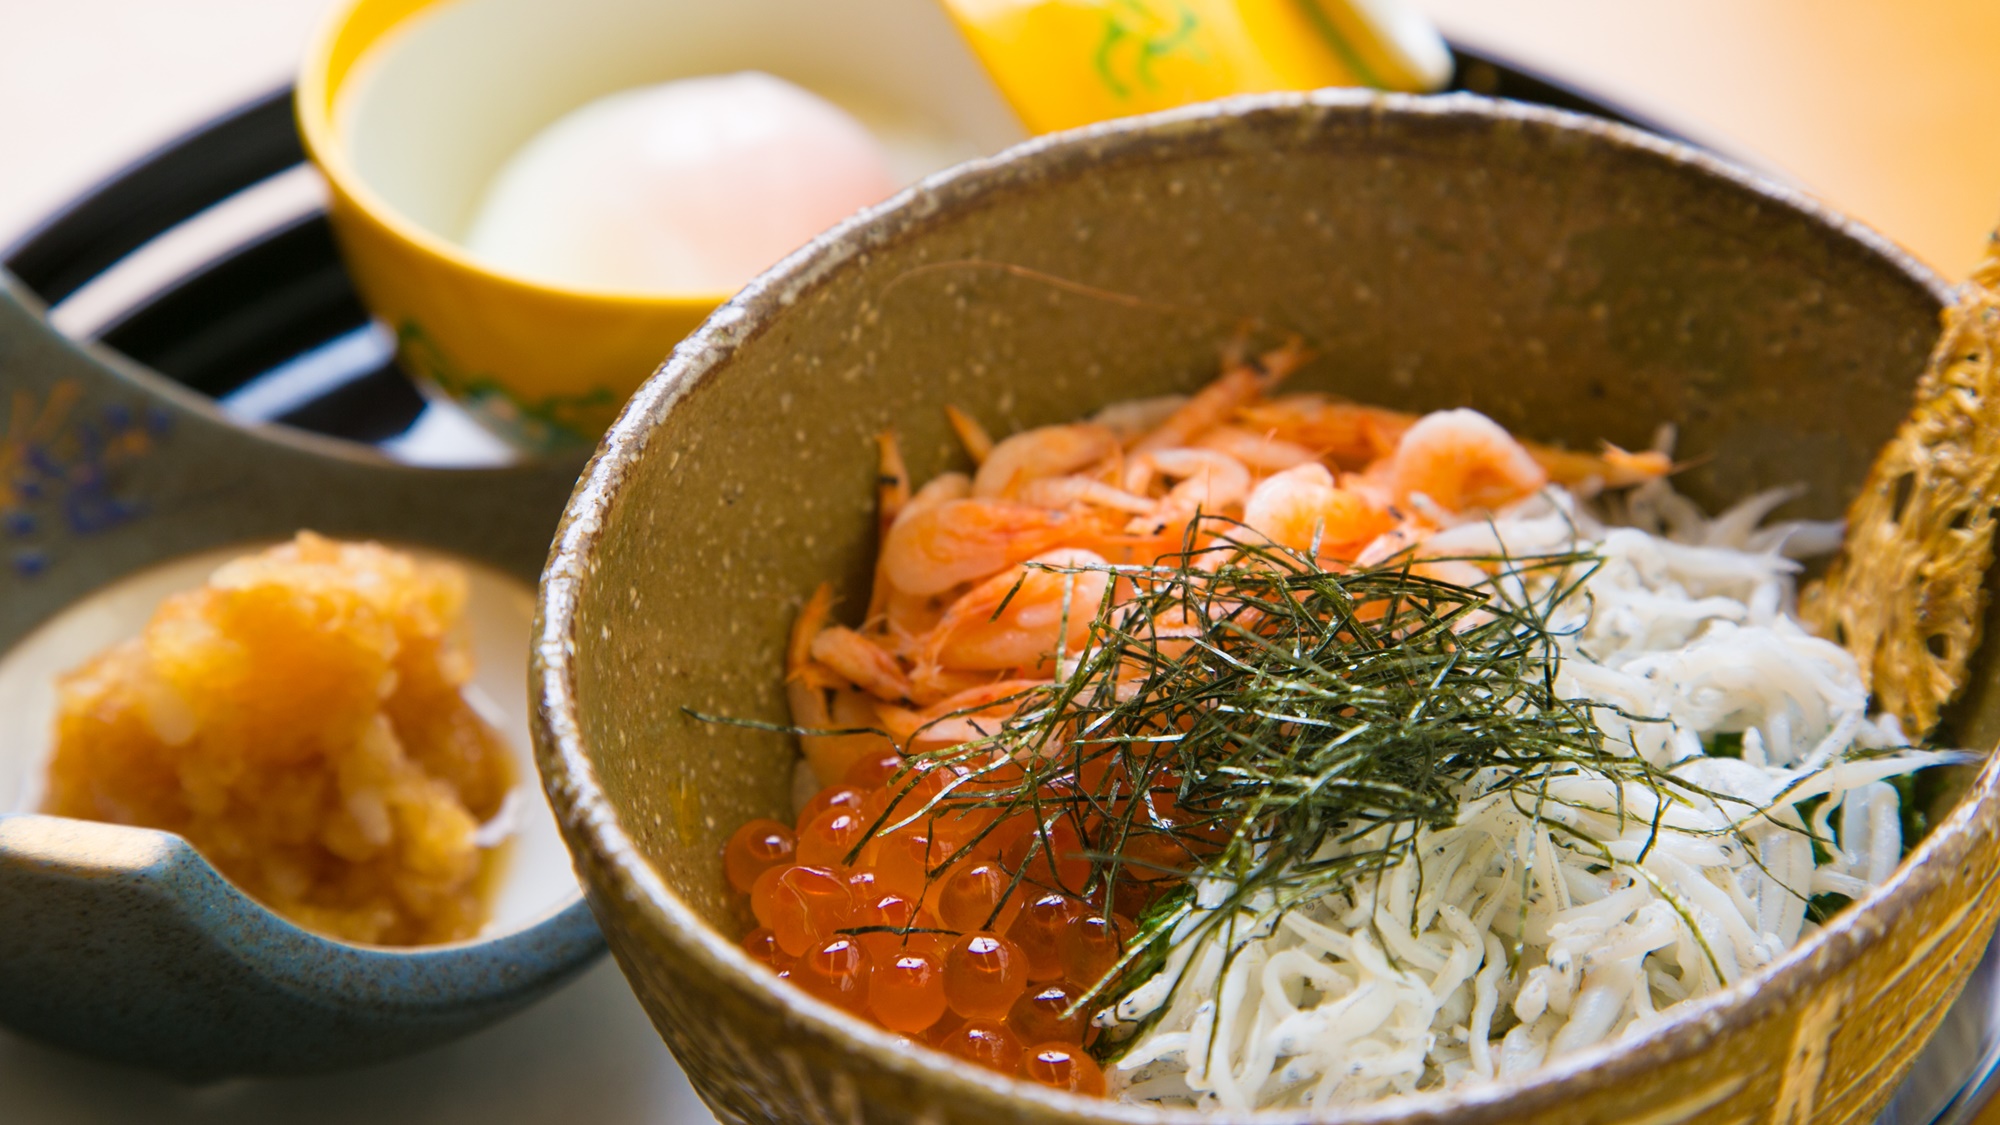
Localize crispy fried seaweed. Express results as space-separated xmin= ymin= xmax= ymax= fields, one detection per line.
xmin=1804 ymin=239 xmax=2000 ymax=739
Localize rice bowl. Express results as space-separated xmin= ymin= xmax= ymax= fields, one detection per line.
xmin=532 ymin=91 xmax=2000 ymax=1125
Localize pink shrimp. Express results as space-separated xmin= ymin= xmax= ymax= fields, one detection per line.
xmin=1352 ymin=521 xmax=1434 ymax=568
xmin=1130 ymin=339 xmax=1307 ymax=454
xmin=883 ymin=588 xmax=949 ymax=643
xmin=945 ymin=405 xmax=995 ymax=465
xmin=1235 ymin=395 xmax=1414 ymax=469
xmin=809 ymin=625 xmax=915 ymax=702
xmin=1245 ymin=395 xmax=1670 ymax=491
xmin=787 ymin=585 xmax=895 ymax=781
xmin=1241 ymin=463 xmax=1397 ymax=559
xmin=821 ymin=688 xmax=895 ymax=782
xmin=1123 ymin=449 xmax=1252 ymax=530
xmin=920 ymin=548 xmax=1111 ymax=673
xmin=1385 ymin=408 xmax=1548 ymax=513
xmin=1014 ymin=475 xmax=1156 ymax=514
xmin=905 ymin=665 xmax=1006 ymax=707
xmin=878 ymin=679 xmax=1050 ymax=750
xmin=903 ymin=471 xmax=973 ymax=518
xmin=1529 ymin=442 xmax=1673 ymax=491
xmin=787 ymin=583 xmax=841 ymax=690
xmin=1090 ymin=394 xmax=1187 ymax=443
xmin=880 ymin=498 xmax=1096 ymax=597
xmin=1195 ymin=425 xmax=1319 ymax=473
xmin=868 ymin=467 xmax=967 ymax=621
xmin=874 ymin=475 xmax=976 ymax=638
xmin=972 ymin=423 xmax=1119 ymax=498
xmin=1139 ymin=602 xmax=1215 ymax=668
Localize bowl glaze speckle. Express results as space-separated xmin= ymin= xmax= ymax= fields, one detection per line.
xmin=534 ymin=91 xmax=2000 ymax=1125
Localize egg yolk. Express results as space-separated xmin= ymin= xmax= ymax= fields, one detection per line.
xmin=464 ymin=71 xmax=898 ymax=294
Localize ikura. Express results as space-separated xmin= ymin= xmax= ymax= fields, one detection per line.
xmin=944 ymin=932 xmax=1029 ymax=1019
xmin=1007 ymin=892 xmax=1079 ymax=981
xmin=797 ymin=807 xmax=868 ymax=867
xmin=1022 ymin=1042 xmax=1107 ymax=1096
xmin=795 ymin=936 xmax=872 ymax=1014
xmin=870 ymin=948 xmax=948 ymax=1032
xmin=723 ymin=818 xmax=796 ymax=893
xmin=721 ymin=753 xmax=1172 ymax=1092
xmin=1009 ymin=980 xmax=1096 ymax=1046
xmin=939 ymin=862 xmax=1024 ymax=933
xmin=751 ymin=864 xmax=852 ymax=957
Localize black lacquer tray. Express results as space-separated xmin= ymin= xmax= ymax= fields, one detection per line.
xmin=0 ymin=50 xmax=1682 ymax=448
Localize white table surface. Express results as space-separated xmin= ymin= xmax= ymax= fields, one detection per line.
xmin=5 ymin=1 xmax=2000 ymax=1121
xmin=0 ymin=960 xmax=715 ymax=1124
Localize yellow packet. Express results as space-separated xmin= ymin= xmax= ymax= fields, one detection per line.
xmin=940 ymin=0 xmax=1452 ymax=134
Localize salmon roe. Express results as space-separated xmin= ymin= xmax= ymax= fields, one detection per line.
xmin=741 ymin=926 xmax=792 ymax=969
xmin=944 ymin=932 xmax=1028 ymax=1019
xmin=869 ymin=828 xmax=947 ymax=901
xmin=939 ymin=862 xmax=1023 ymax=933
xmin=797 ymin=807 xmax=868 ymax=867
xmin=724 ymin=818 xmax=797 ymax=893
xmin=723 ymin=750 xmax=1196 ymax=1093
xmin=751 ymin=864 xmax=853 ymax=957
xmin=940 ymin=1020 xmax=1023 ymax=1071
xmin=843 ymin=749 xmax=906 ymax=789
xmin=796 ymin=936 xmax=871 ymax=1014
xmin=1021 ymin=1042 xmax=1107 ymax=1096
xmin=1008 ymin=892 xmax=1080 ymax=981
xmin=1008 ymin=981 xmax=1094 ymax=1047
xmin=1004 ymin=816 xmax=1092 ymax=894
xmin=1060 ymin=914 xmax=1132 ymax=986
xmin=798 ymin=783 xmax=866 ymax=826
xmin=870 ymin=949 xmax=948 ymax=1033
xmin=854 ymin=890 xmax=919 ymax=963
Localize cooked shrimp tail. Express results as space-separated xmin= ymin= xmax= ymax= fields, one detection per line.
xmin=788 ymin=582 xmax=838 ymax=685
xmin=787 ymin=585 xmax=897 ymax=780
xmin=1128 ymin=338 xmax=1301 ymax=455
xmin=810 ymin=625 xmax=916 ymax=702
xmin=945 ymin=404 xmax=995 ymax=465
xmin=1526 ymin=440 xmax=1672 ymax=493
xmin=875 ymin=430 xmax=911 ymax=534
xmin=1247 ymin=336 xmax=1311 ymax=389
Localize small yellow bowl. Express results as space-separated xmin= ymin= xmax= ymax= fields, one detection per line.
xmin=296 ymin=0 xmax=1026 ymax=451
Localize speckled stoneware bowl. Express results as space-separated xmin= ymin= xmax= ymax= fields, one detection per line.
xmin=534 ymin=90 xmax=2000 ymax=1125
xmin=0 ymin=278 xmax=603 ymax=1077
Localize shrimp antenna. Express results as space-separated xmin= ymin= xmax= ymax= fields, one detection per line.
xmin=878 ymin=258 xmax=1216 ymax=319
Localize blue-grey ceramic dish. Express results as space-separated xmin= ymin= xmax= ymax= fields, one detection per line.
xmin=0 ymin=276 xmax=602 ymax=1078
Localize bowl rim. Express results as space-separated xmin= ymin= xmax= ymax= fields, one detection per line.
xmin=535 ymin=87 xmax=1988 ymax=1122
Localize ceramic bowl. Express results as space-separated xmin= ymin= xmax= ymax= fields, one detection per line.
xmin=0 ymin=278 xmax=602 ymax=1077
xmin=533 ymin=91 xmax=2000 ymax=1124
xmin=296 ymin=0 xmax=1026 ymax=452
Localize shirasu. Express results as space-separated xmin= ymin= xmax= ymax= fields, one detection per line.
xmin=1106 ymin=480 xmax=1963 ymax=1113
